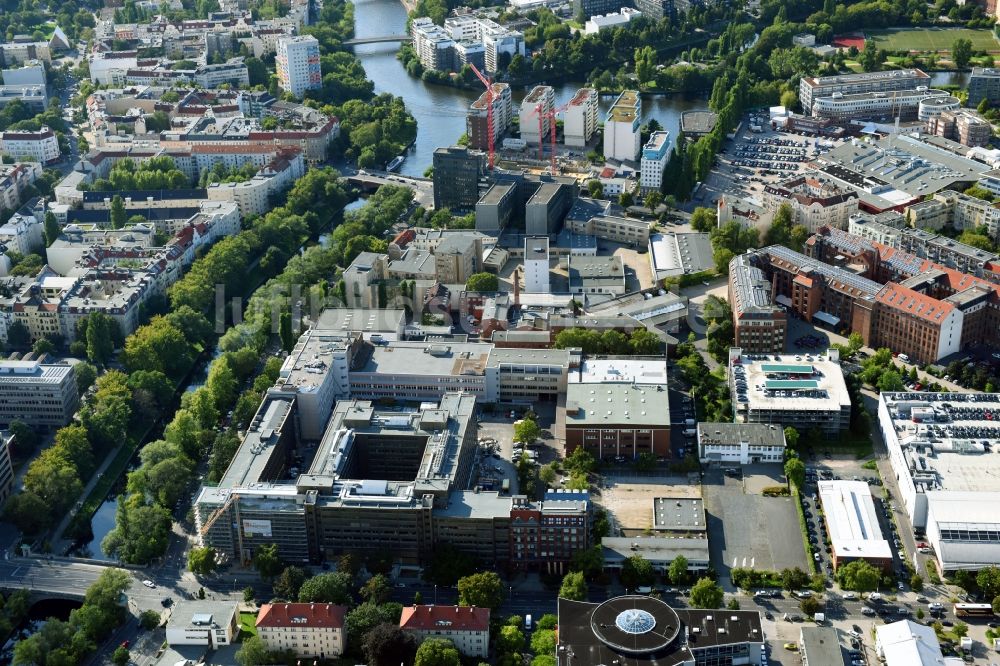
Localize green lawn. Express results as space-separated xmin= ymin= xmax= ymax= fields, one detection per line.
xmin=239 ymin=612 xmax=257 ymax=638
xmin=867 ymin=27 xmax=999 ymax=52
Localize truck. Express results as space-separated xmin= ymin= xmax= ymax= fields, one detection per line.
xmin=813 ymin=613 xmax=825 ymax=624
xmin=960 ymin=637 xmax=973 ymax=652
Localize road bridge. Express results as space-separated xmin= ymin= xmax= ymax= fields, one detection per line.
xmin=343 ymin=35 xmax=411 ymax=45
xmin=348 ymin=170 xmax=435 ymax=208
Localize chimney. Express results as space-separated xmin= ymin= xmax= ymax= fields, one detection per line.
xmin=513 ymin=267 xmax=520 ymax=306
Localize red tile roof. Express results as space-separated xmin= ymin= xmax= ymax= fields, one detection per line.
xmin=399 ymin=605 xmax=490 ymax=632
xmin=875 ymin=282 xmax=955 ymax=322
xmin=256 ymin=603 xmax=347 ymax=629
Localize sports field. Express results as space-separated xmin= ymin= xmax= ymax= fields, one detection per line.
xmin=867 ymin=27 xmax=999 ymax=52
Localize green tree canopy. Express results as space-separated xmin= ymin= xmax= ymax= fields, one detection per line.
xmin=457 ymin=571 xmax=503 ymax=610
xmin=690 ymin=577 xmax=724 ymax=609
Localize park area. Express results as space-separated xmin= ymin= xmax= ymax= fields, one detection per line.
xmin=866 ymin=27 xmax=999 ymax=52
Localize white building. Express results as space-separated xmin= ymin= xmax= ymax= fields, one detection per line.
xmin=206 ymin=150 xmax=306 ymax=217
xmin=276 ymin=35 xmax=321 ymax=98
xmin=524 ymin=236 xmax=550 ymax=294
xmin=399 ymin=605 xmax=490 ymax=659
xmin=165 ymin=601 xmax=238 ymax=649
xmin=584 ymin=7 xmax=642 ymax=34
xmin=875 ymin=620 xmax=958 ymax=666
xmin=411 ymin=17 xmax=456 ymax=71
xmin=0 ymin=127 xmax=60 ymax=164
xmin=89 ymin=51 xmax=138 ymax=85
xmin=0 ymin=360 xmax=79 ymax=428
xmin=878 ymin=392 xmax=1000 ymax=572
xmin=256 ymin=603 xmax=346 ymax=659
xmin=0 ymin=162 xmax=41 ymax=212
xmin=640 ymin=130 xmax=671 ymax=192
xmin=696 ymin=422 xmax=786 ymax=465
xmin=818 ymin=480 xmax=893 ymax=570
xmin=520 ymin=86 xmax=555 ymax=146
xmin=0 ymin=210 xmax=44 ymax=256
xmin=603 ymin=90 xmax=641 ymax=162
xmin=563 ymin=87 xmax=598 ymax=148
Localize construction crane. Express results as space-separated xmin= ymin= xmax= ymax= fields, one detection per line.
xmin=530 ymin=101 xmax=570 ymax=174
xmin=198 ymin=491 xmax=246 ymax=563
xmin=469 ymin=63 xmax=496 ymax=170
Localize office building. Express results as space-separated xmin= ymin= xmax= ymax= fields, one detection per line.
xmin=432 ymin=146 xmax=484 ymax=211
xmin=925 ymin=108 xmax=992 ymax=147
xmin=276 ymin=35 xmax=321 ymax=98
xmin=467 ymin=83 xmax=512 ymax=151
xmin=568 ymin=214 xmax=652 ymax=247
xmin=165 ymin=601 xmax=238 ymax=648
xmin=810 ymin=88 xmax=950 ymax=122
xmin=762 ymin=173 xmax=859 ymax=232
xmin=0 ymin=431 xmax=14 ymax=505
xmin=869 ymin=282 xmax=963 ymax=365
xmin=573 ymin=0 xmax=627 ymax=18
xmin=520 ymin=85 xmax=555 ymax=146
xmin=433 ymin=234 xmax=483 ymax=284
xmin=584 ymin=8 xmax=642 ymax=34
xmin=799 ymin=626 xmax=844 ymax=666
xmin=567 ymin=254 xmax=626 ymax=295
xmin=728 ymin=253 xmax=786 ymax=353
xmin=563 ymin=87 xmax=599 ymax=148
xmin=557 ymin=596 xmax=764 ymax=666
xmin=917 ymin=94 xmax=963 ymax=123
xmin=399 ymin=606 xmax=490 ymax=658
xmin=878 ymin=392 xmax=1000 ymax=572
xmin=799 ymin=69 xmax=930 ymax=115
xmin=817 ymin=480 xmax=892 ymax=571
xmin=523 ymin=237 xmax=550 ymax=294
xmin=510 ymin=491 xmax=592 ymax=573
xmin=696 ymin=422 xmax=786 ymax=465
xmin=475 ymin=183 xmax=516 ymax=232
xmin=967 ymin=67 xmax=1000 ymax=108
xmin=603 ymin=90 xmax=641 ymax=161
xmin=256 ymin=603 xmax=347 ymax=659
xmin=525 ymin=182 xmax=572 ymax=235
xmin=875 ymin=620 xmax=948 ymax=666
xmin=633 ymin=0 xmax=685 ymax=21
xmin=729 ymin=348 xmax=851 ymax=435
xmin=0 ymin=127 xmax=60 ymax=164
xmin=563 ymin=380 xmax=671 ymax=459
xmin=0 ymin=360 xmax=79 ymax=428
xmin=640 ymin=130 xmax=671 ymax=193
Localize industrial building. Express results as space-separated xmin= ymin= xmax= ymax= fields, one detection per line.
xmin=817 ymin=480 xmax=892 ymax=571
xmin=728 ymin=253 xmax=786 ymax=353
xmin=696 ymin=422 xmax=787 ymax=465
xmin=729 ymin=348 xmax=851 ymax=435
xmin=878 ymin=392 xmax=1000 ymax=572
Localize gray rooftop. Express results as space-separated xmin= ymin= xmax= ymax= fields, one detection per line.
xmin=602 ymin=537 xmax=710 ymax=565
xmin=729 ymin=254 xmax=780 ymax=317
xmin=568 ymin=254 xmax=625 ymax=288
xmin=696 ymin=422 xmax=787 ymax=449
xmin=799 ymin=626 xmax=844 ymax=666
xmin=652 ymin=497 xmax=706 ymax=532
xmin=565 ymin=383 xmax=670 ymax=428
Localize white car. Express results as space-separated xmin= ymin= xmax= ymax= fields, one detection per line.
xmin=849 ymin=629 xmax=862 ymax=639
xmin=843 ymin=592 xmax=858 ymax=600
xmin=142 ymin=580 xmax=156 ymax=588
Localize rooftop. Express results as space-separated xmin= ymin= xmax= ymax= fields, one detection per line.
xmin=730 ymin=349 xmax=851 ymax=414
xmin=399 ymin=605 xmax=490 ymax=632
xmin=652 ymin=497 xmax=705 ymax=532
xmin=679 ymin=111 xmax=718 ymax=135
xmin=573 ymin=358 xmax=668 ymax=385
xmin=601 ymin=537 xmax=710 ymax=565
xmin=696 ymin=423 xmax=787 ymax=449
xmin=817 ymin=480 xmax=892 ymax=560
xmin=357 ymin=341 xmax=490 ymax=378
xmin=802 ymin=68 xmax=929 ymax=88
xmin=875 ymin=620 xmax=944 ymax=666
xmin=256 ymin=603 xmax=347 ymax=629
xmin=607 ymin=90 xmax=640 ymax=123
xmin=799 ymin=626 xmax=845 ymax=666
xmin=565 ymin=383 xmax=670 ymax=427
xmin=568 ymin=254 xmax=625 ymax=289
xmin=169 ymin=601 xmax=238 ymax=632
xmin=649 ymin=232 xmax=714 ymax=278
xmin=729 ymin=254 xmax=782 ymax=317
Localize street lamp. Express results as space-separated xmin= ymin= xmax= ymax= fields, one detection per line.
xmin=434 ymin=584 xmax=437 ymax=604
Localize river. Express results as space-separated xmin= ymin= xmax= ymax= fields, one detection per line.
xmin=351 ymin=0 xmax=708 ymax=178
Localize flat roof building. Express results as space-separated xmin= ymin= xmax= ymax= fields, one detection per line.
xmin=652 ymin=497 xmax=705 ymax=533
xmin=563 ymin=380 xmax=671 ymax=459
xmin=166 ymin=601 xmax=239 ymax=649
xmin=567 ymin=254 xmax=626 ymax=296
xmin=799 ymin=626 xmax=844 ymax=666
xmin=648 ymin=232 xmax=714 ymax=280
xmin=875 ymin=620 xmax=954 ymax=666
xmin=817 ymin=480 xmax=892 ymax=571
xmin=878 ymin=392 xmax=1000 ymax=572
xmin=603 ymin=90 xmax=641 ymax=162
xmin=697 ymin=422 xmax=786 ymax=465
xmin=729 ymin=348 xmax=851 ymax=435
xmin=799 ymin=69 xmax=930 ymax=115
xmin=601 ymin=537 xmax=710 ymax=576
xmin=0 ymin=360 xmax=79 ymax=428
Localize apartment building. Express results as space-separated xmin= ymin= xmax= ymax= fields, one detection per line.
xmin=509 ymin=491 xmax=592 ymax=574
xmin=276 ymin=35 xmax=321 ymax=98
xmin=810 ymin=88 xmax=951 ymax=122
xmin=563 ymin=87 xmax=599 ymax=148
xmin=0 ymin=162 xmax=40 ymax=212
xmin=573 ymin=0 xmax=628 ymax=19
xmin=520 ymin=86 xmax=555 ymax=146
xmin=206 ymin=150 xmax=306 ymax=217
xmin=0 ymin=360 xmax=79 ymax=428
xmin=728 ymin=253 xmax=786 ymax=353
xmin=640 ymin=130 xmax=671 ymax=193
xmin=256 ymin=603 xmax=347 ymax=659
xmin=729 ymin=348 xmax=851 ymax=435
xmin=411 ymin=17 xmax=457 ymax=71
xmin=967 ymin=66 xmax=1000 ymax=108
xmin=696 ymin=422 xmax=787 ymax=465
xmin=399 ymin=606 xmax=490 ymax=659
xmin=466 ymin=83 xmax=512 ymax=151
xmin=870 ymin=282 xmax=963 ymax=366
xmin=799 ymin=69 xmax=930 ymax=115
xmin=925 ymin=108 xmax=992 ymax=147
xmin=0 ymin=127 xmax=60 ymax=164
xmin=433 ymin=234 xmax=483 ymax=284
xmin=762 ymin=173 xmax=859 ymax=232
xmin=603 ymin=90 xmax=641 ymax=162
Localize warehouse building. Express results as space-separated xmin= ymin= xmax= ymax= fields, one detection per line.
xmin=817 ymin=480 xmax=892 ymax=571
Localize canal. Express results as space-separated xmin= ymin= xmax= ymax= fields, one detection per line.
xmin=351 ymin=0 xmax=708 ymax=178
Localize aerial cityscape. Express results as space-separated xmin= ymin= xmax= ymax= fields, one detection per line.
xmin=2 ymin=0 xmax=1000 ymax=664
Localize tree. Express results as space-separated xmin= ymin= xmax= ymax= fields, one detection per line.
xmin=630 ymin=328 xmax=660 ymax=355
xmin=559 ymin=571 xmax=588 ymax=601
xmin=781 ymin=567 xmax=809 ymax=591
xmin=102 ymin=494 xmax=172 ymax=564
xmin=466 ymin=272 xmax=499 ymax=292
xmin=587 ymin=179 xmax=603 ymax=199
xmin=273 ymin=566 xmax=309 ymax=600
xmin=44 ymin=212 xmax=60 ymax=247
xmin=362 ymin=623 xmax=418 ymax=666
xmin=669 ymin=555 xmax=689 ymax=585
xmin=188 ymin=547 xmax=217 ymax=575
xmin=784 ymin=426 xmax=800 ymax=451
xmin=361 ymin=573 xmax=391 ymax=604
xmin=122 ymin=317 xmax=193 ymax=378
xmin=691 ymin=207 xmax=716 ymax=232
xmin=253 ymin=543 xmax=284 ymax=579
xmin=784 ymin=458 xmax=805 ymax=490
xmin=954 ymin=621 xmax=968 ymax=638
xmin=836 ymin=560 xmax=881 ymax=592
xmin=992 ymin=595 xmax=1000 ymax=615
xmin=977 ymin=566 xmax=1000 ymax=598
xmin=531 ymin=629 xmax=557 ymax=656
xmin=858 ymin=41 xmax=883 ymax=72
xmin=496 ymin=624 xmax=526 ymax=653
xmin=570 ymin=545 xmax=604 ymax=579
xmin=690 ymin=577 xmax=724 ymax=609
xmin=74 ymin=362 xmax=97 ymax=396
xmin=415 ymin=638 xmax=462 ymax=666
xmin=110 ymin=194 xmax=126 ymax=229
xmin=877 ymin=370 xmax=905 ymax=393
xmin=458 ymin=571 xmax=503 ymax=610
xmin=278 ymin=312 xmax=294 ymax=353
xmin=910 ymin=574 xmax=924 ymax=592
xmin=112 ymin=646 xmax=130 ymax=666
xmin=645 ymin=191 xmax=663 ymax=211
xmin=618 ymin=191 xmax=634 ymax=208
xmin=513 ymin=417 xmax=541 ymax=444
xmin=298 ymin=571 xmax=353 ymax=604
xmin=800 ymin=596 xmax=820 ymax=616
xmin=620 ymin=555 xmax=655 ymax=590
xmin=235 ymin=635 xmax=271 ymax=666
xmin=952 ymin=38 xmax=973 ymax=69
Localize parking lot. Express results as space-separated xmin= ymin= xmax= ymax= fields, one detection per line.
xmin=703 ymin=467 xmax=809 ymax=580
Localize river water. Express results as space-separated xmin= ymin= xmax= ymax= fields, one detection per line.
xmin=351 ymin=0 xmax=707 ymax=177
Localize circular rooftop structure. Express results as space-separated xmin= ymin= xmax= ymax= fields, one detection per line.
xmin=918 ymin=94 xmax=961 ymax=121
xmin=591 ymin=595 xmax=681 ymax=655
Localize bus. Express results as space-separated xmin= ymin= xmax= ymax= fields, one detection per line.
xmin=954 ymin=603 xmax=994 ymax=617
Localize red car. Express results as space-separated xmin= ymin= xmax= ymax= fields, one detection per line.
xmin=917 ymin=542 xmax=928 ymax=549
xmin=120 ymin=640 xmax=130 ymax=649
